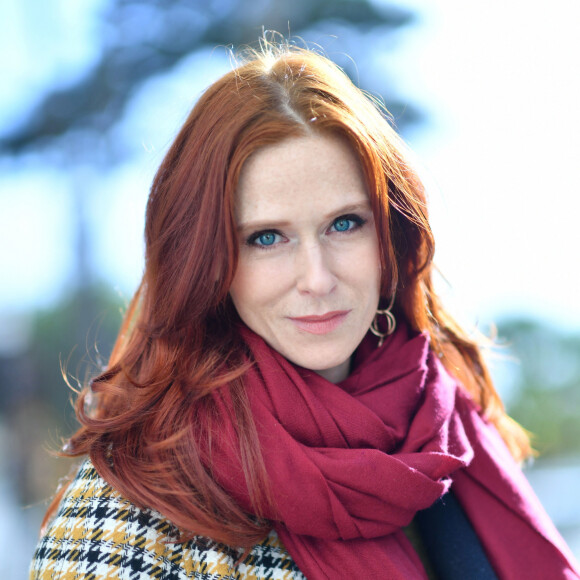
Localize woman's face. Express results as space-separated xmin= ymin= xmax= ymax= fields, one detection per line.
xmin=229 ymin=133 xmax=382 ymax=383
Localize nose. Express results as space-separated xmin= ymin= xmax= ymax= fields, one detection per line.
xmin=295 ymin=241 xmax=336 ymax=296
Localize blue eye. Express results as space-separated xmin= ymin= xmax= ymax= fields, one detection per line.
xmin=333 ymin=218 xmax=352 ymax=232
xmin=247 ymin=231 xmax=282 ymax=247
xmin=330 ymin=214 xmax=365 ymax=233
xmin=257 ymin=232 xmax=277 ymax=246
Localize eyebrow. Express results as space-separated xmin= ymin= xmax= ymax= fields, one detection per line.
xmin=236 ymin=201 xmax=373 ymax=232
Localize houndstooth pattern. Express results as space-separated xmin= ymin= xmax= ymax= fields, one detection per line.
xmin=29 ymin=459 xmax=306 ymax=579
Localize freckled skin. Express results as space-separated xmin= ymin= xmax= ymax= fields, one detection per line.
xmin=229 ymin=134 xmax=382 ymax=384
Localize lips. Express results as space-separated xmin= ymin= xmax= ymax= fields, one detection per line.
xmin=288 ymin=310 xmax=350 ymax=335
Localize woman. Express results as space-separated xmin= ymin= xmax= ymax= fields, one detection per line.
xmin=30 ymin=44 xmax=579 ymax=579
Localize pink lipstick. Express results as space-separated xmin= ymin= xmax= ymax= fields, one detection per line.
xmin=289 ymin=311 xmax=350 ymax=335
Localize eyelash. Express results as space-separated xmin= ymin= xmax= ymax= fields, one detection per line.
xmin=245 ymin=213 xmax=367 ymax=249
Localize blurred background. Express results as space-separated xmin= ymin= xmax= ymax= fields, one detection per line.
xmin=1 ymin=0 xmax=579 ymax=576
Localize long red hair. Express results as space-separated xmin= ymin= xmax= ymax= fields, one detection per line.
xmin=47 ymin=44 xmax=531 ymax=546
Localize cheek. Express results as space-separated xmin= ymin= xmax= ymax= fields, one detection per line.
xmin=229 ymin=256 xmax=285 ymax=315
xmin=229 ymin=266 xmax=254 ymax=316
xmin=361 ymin=239 xmax=381 ymax=270
xmin=367 ymin=235 xmax=382 ymax=284
xmin=358 ymin=246 xmax=382 ymax=309
xmin=340 ymin=238 xmax=382 ymax=289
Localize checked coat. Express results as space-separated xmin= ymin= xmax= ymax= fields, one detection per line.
xmin=29 ymin=460 xmax=305 ymax=580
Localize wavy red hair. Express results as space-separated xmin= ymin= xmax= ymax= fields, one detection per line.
xmin=46 ymin=44 xmax=531 ymax=546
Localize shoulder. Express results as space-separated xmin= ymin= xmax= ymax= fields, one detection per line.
xmin=30 ymin=459 xmax=305 ymax=580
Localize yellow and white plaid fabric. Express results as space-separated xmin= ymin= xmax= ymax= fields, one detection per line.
xmin=30 ymin=459 xmax=306 ymax=579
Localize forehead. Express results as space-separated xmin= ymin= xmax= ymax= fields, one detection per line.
xmin=235 ymin=134 xmax=369 ymax=221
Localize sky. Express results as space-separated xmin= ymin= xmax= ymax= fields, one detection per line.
xmin=1 ymin=0 xmax=580 ymax=348
xmin=386 ymin=0 xmax=580 ymax=329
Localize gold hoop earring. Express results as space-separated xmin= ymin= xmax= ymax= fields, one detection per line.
xmin=370 ymin=294 xmax=396 ymax=347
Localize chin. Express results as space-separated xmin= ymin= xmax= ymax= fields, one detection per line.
xmin=287 ymin=348 xmax=352 ymax=374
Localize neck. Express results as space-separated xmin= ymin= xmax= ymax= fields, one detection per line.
xmin=313 ymin=357 xmax=351 ymax=383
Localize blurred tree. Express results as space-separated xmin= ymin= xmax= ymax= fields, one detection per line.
xmin=0 ymin=284 xmax=123 ymax=505
xmin=497 ymin=318 xmax=580 ymax=457
xmin=28 ymin=285 xmax=123 ymax=415
xmin=0 ymin=0 xmax=419 ymax=157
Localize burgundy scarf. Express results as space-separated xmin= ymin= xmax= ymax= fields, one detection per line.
xmin=211 ymin=322 xmax=579 ymax=579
